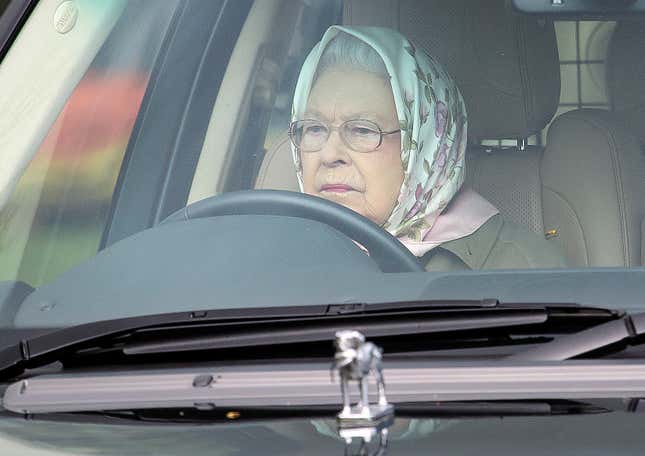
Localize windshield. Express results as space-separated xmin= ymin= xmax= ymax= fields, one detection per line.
xmin=0 ymin=0 xmax=644 ymax=329
xmin=4 ymin=4 xmax=645 ymax=455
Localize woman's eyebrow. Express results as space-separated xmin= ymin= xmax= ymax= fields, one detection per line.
xmin=303 ymin=110 xmax=390 ymax=125
xmin=302 ymin=109 xmax=328 ymax=120
xmin=340 ymin=112 xmax=387 ymax=124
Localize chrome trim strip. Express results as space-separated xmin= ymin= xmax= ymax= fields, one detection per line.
xmin=5 ymin=360 xmax=645 ymax=413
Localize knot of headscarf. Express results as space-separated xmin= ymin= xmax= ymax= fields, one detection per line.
xmin=291 ymin=26 xmax=497 ymax=257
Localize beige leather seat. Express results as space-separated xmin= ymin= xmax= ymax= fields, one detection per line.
xmin=608 ymin=21 xmax=645 ymax=149
xmin=607 ymin=21 xmax=645 ymax=266
xmin=256 ymin=0 xmax=645 ymax=267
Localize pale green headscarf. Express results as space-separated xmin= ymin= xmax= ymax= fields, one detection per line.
xmin=292 ymin=26 xmax=474 ymax=251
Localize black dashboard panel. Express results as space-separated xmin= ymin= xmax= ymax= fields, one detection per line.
xmin=14 ymin=215 xmax=382 ymax=327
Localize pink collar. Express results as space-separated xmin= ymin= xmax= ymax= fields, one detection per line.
xmin=398 ymin=188 xmax=499 ymax=257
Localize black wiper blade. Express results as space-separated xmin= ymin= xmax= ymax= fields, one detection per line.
xmin=0 ymin=299 xmax=529 ymax=378
xmin=0 ymin=300 xmax=618 ymax=380
xmin=508 ymin=312 xmax=645 ymax=361
xmin=119 ymin=304 xmax=618 ymax=357
xmin=122 ymin=307 xmax=547 ymax=355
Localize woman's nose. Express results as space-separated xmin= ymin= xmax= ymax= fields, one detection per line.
xmin=319 ymin=130 xmax=352 ymax=167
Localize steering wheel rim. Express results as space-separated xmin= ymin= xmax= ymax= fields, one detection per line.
xmin=163 ymin=190 xmax=423 ymax=273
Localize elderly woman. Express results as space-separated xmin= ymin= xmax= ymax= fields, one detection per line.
xmin=289 ymin=26 xmax=565 ymax=270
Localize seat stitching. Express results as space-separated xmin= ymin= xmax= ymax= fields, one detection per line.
xmin=515 ymin=16 xmax=532 ymax=135
xmin=255 ymin=136 xmax=289 ymax=188
xmin=343 ymin=0 xmax=353 ymax=24
xmin=564 ymin=113 xmax=630 ymax=265
xmin=537 ymin=143 xmax=547 ymax=237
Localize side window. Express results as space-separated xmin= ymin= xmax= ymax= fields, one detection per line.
xmin=221 ymin=0 xmax=343 ymax=191
xmin=552 ymin=21 xmax=616 ymax=124
xmin=0 ymin=1 xmax=179 ymax=286
xmin=262 ymin=1 xmax=344 ymax=160
xmin=481 ymin=20 xmax=617 ymax=147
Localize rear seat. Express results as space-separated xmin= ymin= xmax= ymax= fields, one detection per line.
xmin=608 ymin=21 xmax=645 ymax=265
xmin=256 ymin=0 xmax=645 ymax=267
xmin=608 ymin=21 xmax=645 ymax=149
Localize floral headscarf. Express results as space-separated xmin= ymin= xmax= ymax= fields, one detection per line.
xmin=292 ymin=26 xmax=497 ymax=256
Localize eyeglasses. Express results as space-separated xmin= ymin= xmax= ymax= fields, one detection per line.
xmin=289 ymin=119 xmax=400 ymax=153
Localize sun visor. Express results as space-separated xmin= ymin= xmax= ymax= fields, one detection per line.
xmin=344 ymin=0 xmax=561 ymax=141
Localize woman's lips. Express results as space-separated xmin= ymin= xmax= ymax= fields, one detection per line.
xmin=320 ymin=184 xmax=355 ymax=193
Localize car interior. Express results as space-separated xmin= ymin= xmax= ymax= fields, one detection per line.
xmin=253 ymin=0 xmax=645 ymax=269
xmin=1 ymin=0 xmax=645 ymax=293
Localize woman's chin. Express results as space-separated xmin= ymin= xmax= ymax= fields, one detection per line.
xmin=317 ymin=192 xmax=376 ymax=222
xmin=318 ymin=189 xmax=360 ymax=207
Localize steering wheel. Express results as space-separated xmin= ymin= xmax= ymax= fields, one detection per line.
xmin=163 ymin=190 xmax=423 ymax=273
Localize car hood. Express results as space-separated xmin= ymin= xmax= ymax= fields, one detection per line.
xmin=0 ymin=412 xmax=643 ymax=455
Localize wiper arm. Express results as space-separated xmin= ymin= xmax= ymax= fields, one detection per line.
xmin=0 ymin=300 xmax=618 ymax=380
xmin=119 ymin=304 xmax=618 ymax=357
xmin=122 ymin=307 xmax=545 ymax=355
xmin=508 ymin=312 xmax=645 ymax=361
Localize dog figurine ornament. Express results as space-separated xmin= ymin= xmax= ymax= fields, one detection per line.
xmin=332 ymin=330 xmax=394 ymax=425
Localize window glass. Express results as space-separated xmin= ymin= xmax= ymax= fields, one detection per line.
xmin=548 ymin=20 xmax=617 ymax=140
xmin=222 ymin=0 xmax=343 ymax=191
xmin=263 ymin=2 xmax=344 ymax=154
xmin=0 ymin=0 xmax=179 ymax=286
xmin=481 ymin=20 xmax=617 ymax=147
xmin=0 ymin=0 xmax=642 ymax=307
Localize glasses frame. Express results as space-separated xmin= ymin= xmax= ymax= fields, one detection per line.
xmin=288 ymin=118 xmax=400 ymax=153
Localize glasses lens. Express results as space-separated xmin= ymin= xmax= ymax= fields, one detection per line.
xmin=343 ymin=120 xmax=381 ymax=152
xmin=291 ymin=120 xmax=328 ymax=152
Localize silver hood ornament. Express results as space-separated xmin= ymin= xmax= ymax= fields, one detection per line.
xmin=332 ymin=330 xmax=394 ymax=426
xmin=338 ymin=420 xmax=392 ymax=456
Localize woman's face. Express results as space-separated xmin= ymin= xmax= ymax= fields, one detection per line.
xmin=300 ymin=68 xmax=403 ymax=225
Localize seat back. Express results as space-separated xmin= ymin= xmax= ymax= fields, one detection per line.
xmin=465 ymin=146 xmax=545 ymax=235
xmin=256 ymin=136 xmax=298 ymax=191
xmin=608 ymin=21 xmax=645 ymax=147
xmin=603 ymin=22 xmax=645 ymax=265
xmin=542 ymin=109 xmax=645 ymax=266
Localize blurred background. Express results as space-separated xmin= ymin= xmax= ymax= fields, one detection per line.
xmin=0 ymin=0 xmax=178 ymax=286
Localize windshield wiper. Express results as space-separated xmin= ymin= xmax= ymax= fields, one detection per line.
xmin=508 ymin=312 xmax=645 ymax=361
xmin=0 ymin=300 xmax=619 ymax=380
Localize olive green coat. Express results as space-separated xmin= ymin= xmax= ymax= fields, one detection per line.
xmin=422 ymin=215 xmax=567 ymax=271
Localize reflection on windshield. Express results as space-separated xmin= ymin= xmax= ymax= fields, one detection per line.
xmin=0 ymin=0 xmax=642 ymax=324
xmin=1 ymin=3 xmax=645 ymax=456
xmin=0 ymin=1 xmax=179 ymax=287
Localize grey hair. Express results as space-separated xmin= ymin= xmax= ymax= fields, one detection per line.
xmin=314 ymin=32 xmax=389 ymax=81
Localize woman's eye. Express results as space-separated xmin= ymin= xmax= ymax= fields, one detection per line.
xmin=305 ymin=125 xmax=326 ymax=136
xmin=352 ymin=127 xmax=379 ymax=137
